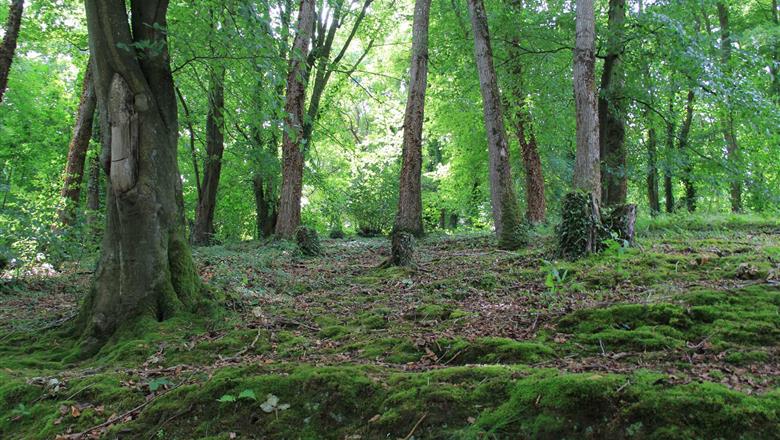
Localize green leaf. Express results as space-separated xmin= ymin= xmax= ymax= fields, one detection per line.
xmin=217 ymin=394 xmax=236 ymax=403
xmin=238 ymin=389 xmax=257 ymax=400
xmin=148 ymin=378 xmax=173 ymax=392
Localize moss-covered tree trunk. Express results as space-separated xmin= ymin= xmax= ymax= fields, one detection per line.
xmin=646 ymin=126 xmax=660 ymax=215
xmin=394 ymin=0 xmax=430 ymax=239
xmin=468 ymin=0 xmax=525 ymax=249
xmin=191 ymin=68 xmax=225 ymax=245
xmin=78 ymin=0 xmax=202 ymax=353
xmin=663 ymin=91 xmax=675 ymax=213
xmin=57 ymin=59 xmax=97 ymax=226
xmin=0 ymin=0 xmax=23 ymax=104
xmin=275 ymin=0 xmax=315 ymax=238
xmin=572 ymin=0 xmax=600 ymax=199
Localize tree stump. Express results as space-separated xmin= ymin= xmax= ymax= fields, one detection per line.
xmin=296 ymin=226 xmax=322 ymax=256
xmin=604 ymin=204 xmax=637 ymax=245
xmin=557 ymin=191 xmax=608 ymax=259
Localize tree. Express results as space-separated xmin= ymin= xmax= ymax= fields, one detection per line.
xmin=191 ymin=67 xmax=225 ymax=245
xmin=0 ymin=0 xmax=24 ymax=103
xmin=679 ymin=89 xmax=696 ymax=212
xmin=558 ymin=0 xmax=602 ymax=259
xmin=77 ymin=0 xmax=203 ymax=352
xmin=598 ymin=0 xmax=626 ymax=207
xmin=572 ymin=0 xmax=599 ymax=197
xmin=663 ymin=87 xmax=675 ymax=213
xmin=467 ymin=0 xmax=525 ymax=249
xmin=394 ymin=0 xmax=431 ymax=239
xmin=503 ymin=0 xmax=546 ymax=224
xmin=717 ymin=2 xmax=742 ymax=212
xmin=275 ymin=0 xmax=315 ymax=238
xmin=57 ymin=59 xmax=97 ymax=226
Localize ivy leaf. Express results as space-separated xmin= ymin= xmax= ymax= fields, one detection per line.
xmin=217 ymin=394 xmax=236 ymax=403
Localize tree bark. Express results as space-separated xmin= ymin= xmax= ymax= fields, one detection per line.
xmin=598 ymin=0 xmax=626 ymax=207
xmin=664 ymin=91 xmax=675 ymax=213
xmin=505 ymin=31 xmax=546 ymax=224
xmin=0 ymin=0 xmax=23 ymax=104
xmin=646 ymin=126 xmax=660 ymax=215
xmin=275 ymin=0 xmax=315 ymax=238
xmin=191 ymin=68 xmax=225 ymax=245
xmin=78 ymin=0 xmax=203 ymax=353
xmin=58 ymin=59 xmax=97 ymax=226
xmin=679 ymin=89 xmax=696 ymax=212
xmin=717 ymin=2 xmax=742 ymax=212
xmin=253 ymin=173 xmax=277 ymax=238
xmin=86 ymin=153 xmax=101 ymax=224
xmin=394 ymin=0 xmax=430 ymax=238
xmin=572 ymin=0 xmax=600 ymax=200
xmin=468 ymin=0 xmax=525 ymax=249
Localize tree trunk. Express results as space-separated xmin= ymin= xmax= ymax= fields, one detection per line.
xmin=717 ymin=2 xmax=742 ymax=213
xmin=598 ymin=0 xmax=626 ymax=207
xmin=253 ymin=173 xmax=277 ymax=239
xmin=646 ymin=126 xmax=660 ymax=215
xmin=78 ymin=0 xmax=203 ymax=353
xmin=506 ymin=34 xmax=546 ymax=224
xmin=572 ymin=0 xmax=600 ymax=199
xmin=58 ymin=59 xmax=97 ymax=226
xmin=0 ymin=0 xmax=23 ymax=103
xmin=394 ymin=0 xmax=430 ymax=238
xmin=86 ymin=153 xmax=101 ymax=225
xmin=275 ymin=0 xmax=315 ymax=238
xmin=191 ymin=68 xmax=225 ymax=245
xmin=664 ymin=92 xmax=675 ymax=213
xmin=678 ymin=89 xmax=696 ymax=212
xmin=467 ymin=0 xmax=525 ymax=249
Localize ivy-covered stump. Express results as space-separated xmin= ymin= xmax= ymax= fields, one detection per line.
xmin=605 ymin=203 xmax=638 ymax=245
xmin=557 ymin=191 xmax=608 ymax=259
xmin=295 ymin=226 xmax=322 ymax=256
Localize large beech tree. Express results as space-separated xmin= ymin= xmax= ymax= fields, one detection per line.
xmin=0 ymin=0 xmax=23 ymax=103
xmin=78 ymin=0 xmax=202 ymax=351
xmin=468 ymin=0 xmax=525 ymax=249
xmin=394 ymin=0 xmax=431 ymax=239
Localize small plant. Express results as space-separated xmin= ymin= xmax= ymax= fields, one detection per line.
xmin=543 ymin=260 xmax=568 ymax=297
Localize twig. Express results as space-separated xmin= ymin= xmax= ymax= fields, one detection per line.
xmin=146 ymin=404 xmax=194 ymax=440
xmin=65 ymin=379 xmax=187 ymax=439
xmin=403 ymin=412 xmax=428 ymax=440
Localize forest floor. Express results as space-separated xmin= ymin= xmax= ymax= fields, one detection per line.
xmin=0 ymin=214 xmax=779 ymax=439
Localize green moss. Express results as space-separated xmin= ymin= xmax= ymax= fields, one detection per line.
xmin=435 ymin=337 xmax=555 ymax=365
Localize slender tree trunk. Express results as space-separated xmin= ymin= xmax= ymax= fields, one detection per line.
xmin=717 ymin=2 xmax=742 ymax=212
xmin=58 ymin=59 xmax=97 ymax=226
xmin=646 ymin=126 xmax=660 ymax=214
xmin=468 ymin=0 xmax=525 ymax=249
xmin=664 ymin=91 xmax=675 ymax=213
xmin=191 ymin=68 xmax=225 ymax=245
xmin=253 ymin=173 xmax=277 ymax=238
xmin=78 ymin=0 xmax=202 ymax=353
xmin=506 ymin=35 xmax=546 ymax=224
xmin=394 ymin=0 xmax=430 ymax=238
xmin=678 ymin=89 xmax=696 ymax=212
xmin=572 ymin=0 xmax=600 ymax=198
xmin=275 ymin=0 xmax=315 ymax=238
xmin=598 ymin=0 xmax=626 ymax=207
xmin=86 ymin=153 xmax=101 ymax=224
xmin=0 ymin=0 xmax=23 ymax=103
